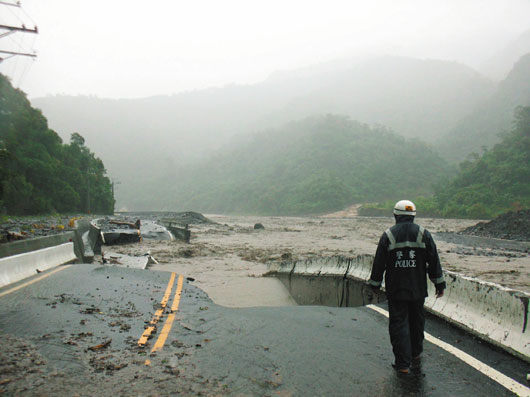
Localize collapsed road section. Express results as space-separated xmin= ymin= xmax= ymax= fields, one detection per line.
xmin=267 ymin=255 xmax=530 ymax=364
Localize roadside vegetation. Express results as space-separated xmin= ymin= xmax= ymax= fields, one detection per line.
xmin=0 ymin=74 xmax=114 ymax=215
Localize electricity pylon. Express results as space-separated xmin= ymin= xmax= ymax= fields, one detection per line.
xmin=0 ymin=1 xmax=38 ymax=63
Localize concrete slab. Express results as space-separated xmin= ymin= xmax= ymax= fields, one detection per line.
xmin=101 ymin=252 xmax=152 ymax=269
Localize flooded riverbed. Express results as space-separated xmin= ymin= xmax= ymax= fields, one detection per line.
xmin=110 ymin=214 xmax=530 ymax=307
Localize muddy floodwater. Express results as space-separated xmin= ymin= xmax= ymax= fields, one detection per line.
xmin=110 ymin=214 xmax=530 ymax=306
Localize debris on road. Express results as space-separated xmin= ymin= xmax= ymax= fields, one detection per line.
xmin=100 ymin=251 xmax=156 ymax=270
xmin=87 ymin=339 xmax=112 ymax=351
xmin=109 ymin=220 xmax=141 ymax=229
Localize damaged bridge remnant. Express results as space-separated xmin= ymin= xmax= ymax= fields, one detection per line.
xmin=157 ymin=212 xmax=213 ymax=243
xmin=165 ymin=223 xmax=190 ymax=244
xmin=87 ymin=218 xmax=141 ymax=255
xmin=113 ymin=211 xmax=215 ymax=243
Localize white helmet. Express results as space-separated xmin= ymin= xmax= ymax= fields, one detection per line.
xmin=393 ymin=200 xmax=416 ymax=216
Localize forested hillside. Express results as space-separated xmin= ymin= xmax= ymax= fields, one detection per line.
xmin=361 ymin=106 xmax=530 ymax=219
xmin=161 ymin=115 xmax=451 ymax=215
xmin=0 ymin=74 xmax=114 ymax=215
xmin=434 ymin=106 xmax=530 ymax=218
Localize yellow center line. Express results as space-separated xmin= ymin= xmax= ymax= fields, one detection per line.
xmin=138 ymin=272 xmax=176 ymax=346
xmin=0 ymin=265 xmax=71 ymax=298
xmin=150 ymin=274 xmax=184 ymax=354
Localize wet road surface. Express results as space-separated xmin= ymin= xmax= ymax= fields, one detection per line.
xmin=0 ymin=264 xmax=528 ymax=396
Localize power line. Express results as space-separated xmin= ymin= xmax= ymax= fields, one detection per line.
xmin=15 ymin=31 xmax=35 ymax=86
xmin=15 ymin=49 xmax=33 ymax=86
xmin=0 ymin=30 xmax=15 ymax=39
xmin=7 ymin=3 xmax=26 ymax=26
xmin=19 ymin=3 xmax=36 ymax=26
xmin=0 ymin=2 xmax=38 ymax=66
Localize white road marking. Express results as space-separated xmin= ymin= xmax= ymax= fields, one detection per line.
xmin=367 ymin=304 xmax=530 ymax=397
xmin=0 ymin=265 xmax=71 ymax=298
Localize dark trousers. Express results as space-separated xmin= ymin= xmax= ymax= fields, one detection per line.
xmin=387 ymin=299 xmax=425 ymax=369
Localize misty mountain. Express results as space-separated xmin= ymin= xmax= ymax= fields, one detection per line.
xmin=138 ymin=115 xmax=451 ymax=214
xmin=259 ymin=56 xmax=494 ymax=141
xmin=479 ymin=29 xmax=530 ymax=81
xmin=439 ymin=53 xmax=530 ymax=162
xmin=31 ymin=55 xmax=493 ymax=208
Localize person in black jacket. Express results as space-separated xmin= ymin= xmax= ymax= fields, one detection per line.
xmin=368 ymin=200 xmax=446 ymax=374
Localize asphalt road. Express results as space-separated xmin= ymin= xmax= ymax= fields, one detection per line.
xmin=0 ymin=264 xmax=528 ymax=396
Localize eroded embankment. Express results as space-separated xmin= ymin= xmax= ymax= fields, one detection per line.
xmin=267 ymin=255 xmax=530 ymax=363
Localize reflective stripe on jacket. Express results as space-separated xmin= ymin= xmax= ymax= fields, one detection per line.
xmin=369 ymin=218 xmax=444 ymax=300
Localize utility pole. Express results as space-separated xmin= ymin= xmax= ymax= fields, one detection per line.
xmin=0 ymin=1 xmax=38 ymax=63
xmin=87 ymin=171 xmax=91 ymax=214
xmin=111 ymin=179 xmax=121 ymax=213
xmin=111 ymin=179 xmax=121 ymax=198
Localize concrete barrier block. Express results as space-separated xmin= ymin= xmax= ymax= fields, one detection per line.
xmin=425 ymin=270 xmax=530 ymax=361
xmin=0 ymin=232 xmax=77 ymax=259
xmin=293 ymin=256 xmax=350 ymax=277
xmin=346 ymin=255 xmax=374 ymax=281
xmin=0 ymin=243 xmax=76 ymax=288
xmin=88 ymin=222 xmax=103 ymax=255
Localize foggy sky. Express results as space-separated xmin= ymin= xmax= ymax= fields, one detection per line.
xmin=1 ymin=0 xmax=529 ymax=99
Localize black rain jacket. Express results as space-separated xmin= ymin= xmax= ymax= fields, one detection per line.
xmin=369 ymin=216 xmax=445 ymax=301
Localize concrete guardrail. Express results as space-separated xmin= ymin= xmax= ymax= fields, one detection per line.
xmin=0 ymin=232 xmax=78 ymax=259
xmin=0 ymin=218 xmax=94 ymax=289
xmin=0 ymin=242 xmax=76 ymax=288
xmin=268 ymin=255 xmax=530 ymax=363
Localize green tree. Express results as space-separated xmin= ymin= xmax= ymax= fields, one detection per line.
xmin=0 ymin=74 xmax=115 ymax=215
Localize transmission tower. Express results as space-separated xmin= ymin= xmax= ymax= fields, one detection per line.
xmin=0 ymin=0 xmax=37 ymax=63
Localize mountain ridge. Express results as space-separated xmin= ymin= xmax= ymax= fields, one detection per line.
xmin=31 ymin=55 xmax=494 ymax=208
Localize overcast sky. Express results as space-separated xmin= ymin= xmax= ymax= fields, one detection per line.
xmin=1 ymin=0 xmax=529 ymax=99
